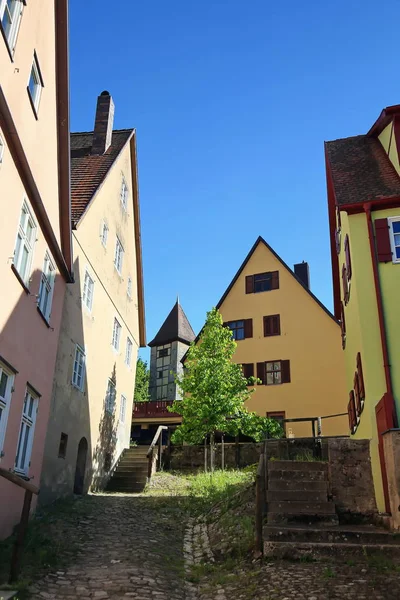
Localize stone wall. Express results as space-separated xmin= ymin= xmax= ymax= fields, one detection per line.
xmin=168 ymin=443 xmax=263 ymax=471
xmin=383 ymin=429 xmax=400 ymax=529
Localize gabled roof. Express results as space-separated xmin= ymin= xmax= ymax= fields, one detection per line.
xmin=325 ymin=135 xmax=400 ymax=206
xmin=70 ymin=129 xmax=133 ymax=226
xmin=182 ymin=237 xmax=337 ymax=362
xmin=149 ymin=301 xmax=195 ymax=347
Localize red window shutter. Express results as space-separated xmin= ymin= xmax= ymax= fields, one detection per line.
xmin=354 ymin=372 xmax=361 ymax=416
xmin=342 ymin=264 xmax=349 ymax=304
xmin=356 ymin=352 xmax=365 ymax=399
xmin=340 ymin=302 xmax=346 ymax=349
xmin=242 ymin=363 xmax=254 ymax=381
xmin=375 ymin=218 xmax=392 ymax=262
xmin=244 ymin=318 xmax=253 ymax=338
xmin=245 ymin=275 xmax=254 ymax=294
xmin=281 ymin=360 xmax=291 ymax=383
xmin=344 ymin=235 xmax=352 ymax=280
xmin=348 ymin=390 xmax=356 ymax=433
xmin=256 ymin=362 xmax=265 ymax=385
xmin=271 ymin=271 xmax=279 ymax=290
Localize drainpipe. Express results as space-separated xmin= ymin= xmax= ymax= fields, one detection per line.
xmin=364 ymin=203 xmax=398 ymax=425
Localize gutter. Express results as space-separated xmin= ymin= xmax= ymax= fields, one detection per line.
xmin=364 ymin=202 xmax=398 ymax=426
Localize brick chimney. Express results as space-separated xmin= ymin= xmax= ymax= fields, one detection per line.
xmin=294 ymin=261 xmax=310 ymax=289
xmin=91 ymin=91 xmax=114 ymax=155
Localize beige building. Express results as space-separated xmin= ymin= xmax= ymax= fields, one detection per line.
xmin=0 ymin=0 xmax=72 ymax=538
xmin=39 ymin=91 xmax=146 ymax=503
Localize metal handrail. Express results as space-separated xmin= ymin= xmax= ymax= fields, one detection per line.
xmin=0 ymin=466 xmax=39 ymax=583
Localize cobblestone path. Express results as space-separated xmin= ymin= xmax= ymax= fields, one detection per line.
xmin=29 ymin=493 xmax=186 ymax=600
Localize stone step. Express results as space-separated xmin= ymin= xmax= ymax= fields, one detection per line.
xmin=268 ymin=460 xmax=328 ymax=472
xmin=268 ymin=469 xmax=327 ymax=482
xmin=268 ymin=500 xmax=336 ymax=515
xmin=113 ymin=469 xmax=147 ymax=478
xmin=264 ymin=524 xmax=400 ymax=546
xmin=117 ymin=460 xmax=148 ymax=467
xmin=263 ymin=540 xmax=400 ymax=560
xmin=107 ymin=480 xmax=146 ymax=491
xmin=267 ymin=490 xmax=327 ymax=503
xmin=268 ymin=479 xmax=327 ymax=492
xmin=268 ymin=513 xmax=339 ymax=525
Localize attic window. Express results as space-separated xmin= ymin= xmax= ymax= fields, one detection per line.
xmin=245 ymin=271 xmax=279 ymax=294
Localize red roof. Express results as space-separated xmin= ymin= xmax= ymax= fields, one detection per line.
xmin=70 ymin=129 xmax=133 ymax=225
xmin=325 ymin=134 xmax=400 ymax=206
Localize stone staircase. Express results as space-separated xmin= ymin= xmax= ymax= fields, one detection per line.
xmin=106 ymin=446 xmax=149 ymax=493
xmin=264 ymin=459 xmax=400 ymax=558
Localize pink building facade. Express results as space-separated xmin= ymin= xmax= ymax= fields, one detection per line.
xmin=0 ymin=0 xmax=72 ymax=539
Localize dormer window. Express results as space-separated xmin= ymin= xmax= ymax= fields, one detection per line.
xmin=245 ymin=271 xmax=279 ymax=294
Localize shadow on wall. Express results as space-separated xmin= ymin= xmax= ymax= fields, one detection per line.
xmin=91 ymin=363 xmax=118 ymax=491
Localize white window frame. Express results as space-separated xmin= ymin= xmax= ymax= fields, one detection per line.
xmin=127 ymin=276 xmax=132 ymax=299
xmin=0 ymin=0 xmax=24 ymax=54
xmin=120 ymin=394 xmax=126 ymax=423
xmin=72 ymin=345 xmax=85 ymax=391
xmin=14 ymin=387 xmax=38 ymax=476
xmin=114 ymin=237 xmax=124 ymax=274
xmin=37 ymin=253 xmax=55 ymax=322
xmin=112 ymin=318 xmax=122 ymax=351
xmin=388 ymin=216 xmax=400 ymax=264
xmin=120 ymin=176 xmax=128 ymax=211
xmin=100 ymin=221 xmax=108 ymax=247
xmin=28 ymin=53 xmax=43 ymax=114
xmin=82 ymin=269 xmax=94 ymax=312
xmin=13 ymin=199 xmax=36 ymax=286
xmin=125 ymin=337 xmax=133 ymax=367
xmin=105 ymin=379 xmax=116 ymax=414
xmin=0 ymin=362 xmax=14 ymax=456
xmin=0 ymin=133 xmax=4 ymax=165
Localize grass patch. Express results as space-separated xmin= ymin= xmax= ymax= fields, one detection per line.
xmin=184 ymin=469 xmax=253 ymax=517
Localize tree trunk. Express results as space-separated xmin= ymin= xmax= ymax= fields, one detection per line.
xmin=210 ymin=432 xmax=215 ymax=473
xmin=221 ymin=434 xmax=225 ymax=470
xmin=204 ymin=435 xmax=208 ymax=473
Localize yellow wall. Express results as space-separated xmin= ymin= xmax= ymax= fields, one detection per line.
xmin=337 ymin=210 xmax=387 ymax=510
xmin=219 ymin=241 xmax=348 ymax=438
xmin=378 ymin=122 xmax=400 ymax=175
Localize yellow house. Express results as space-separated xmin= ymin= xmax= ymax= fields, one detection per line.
xmin=39 ymin=91 xmax=146 ymax=503
xmin=325 ymin=104 xmax=400 ymax=519
xmin=212 ymin=237 xmax=347 ymax=437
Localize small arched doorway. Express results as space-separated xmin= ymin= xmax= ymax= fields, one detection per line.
xmin=73 ymin=437 xmax=88 ymax=495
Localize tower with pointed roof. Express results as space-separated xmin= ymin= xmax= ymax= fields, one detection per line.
xmin=148 ymin=300 xmax=195 ymax=402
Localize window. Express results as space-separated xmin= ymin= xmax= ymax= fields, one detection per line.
xmin=37 ymin=253 xmax=55 ymax=322
xmin=156 ymin=367 xmax=169 ymax=400
xmin=15 ymin=387 xmax=38 ymax=475
xmin=340 ymin=302 xmax=346 ymax=350
xmin=72 ymin=345 xmax=85 ymax=391
xmin=348 ymin=390 xmax=357 ymax=434
xmin=242 ymin=363 xmax=254 ymax=383
xmin=342 ymin=264 xmax=349 ymax=304
xmin=344 ymin=235 xmax=352 ymax=280
xmin=388 ymin=217 xmax=400 ymax=263
xmin=125 ymin=337 xmax=133 ymax=367
xmin=58 ymin=433 xmax=68 ymax=459
xmin=267 ymin=411 xmax=286 ymax=433
xmin=82 ymin=270 xmax=94 ymax=311
xmin=13 ymin=200 xmax=36 ymax=286
xmin=127 ymin=276 xmax=132 ymax=298
xmin=264 ymin=315 xmax=281 ymax=337
xmin=226 ymin=319 xmax=253 ymax=340
xmin=156 ymin=345 xmax=171 ymax=368
xmin=120 ymin=177 xmax=128 ymax=210
xmin=0 ymin=0 xmax=23 ymax=54
xmin=100 ymin=221 xmax=108 ymax=247
xmin=120 ymin=395 xmax=126 ymax=423
xmin=0 ymin=362 xmax=14 ymax=455
xmin=27 ymin=54 xmax=43 ymax=115
xmin=0 ymin=134 xmax=4 ymax=164
xmin=246 ymin=271 xmax=279 ymax=294
xmin=114 ymin=237 xmax=124 ymax=274
xmin=257 ymin=360 xmax=291 ymax=385
xmin=112 ymin=318 xmax=122 ymax=351
xmin=105 ymin=379 xmax=116 ymax=413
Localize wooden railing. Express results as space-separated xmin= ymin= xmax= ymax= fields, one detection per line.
xmin=146 ymin=425 xmax=168 ymax=480
xmin=132 ymin=400 xmax=180 ymax=419
xmin=0 ymin=466 xmax=39 ymax=583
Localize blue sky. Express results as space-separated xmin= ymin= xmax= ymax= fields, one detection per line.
xmin=69 ymin=1 xmax=400 ymax=362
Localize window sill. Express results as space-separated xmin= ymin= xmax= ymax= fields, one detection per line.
xmin=37 ymin=306 xmax=51 ymax=328
xmin=11 ymin=264 xmax=30 ymax=294
xmin=27 ymin=87 xmax=39 ymax=120
xmin=71 ymin=382 xmax=84 ymax=393
xmin=0 ymin=24 xmax=14 ymax=62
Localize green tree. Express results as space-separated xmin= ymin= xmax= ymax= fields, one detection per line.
xmin=170 ymin=307 xmax=281 ymax=469
xmin=134 ymin=357 xmax=150 ymax=403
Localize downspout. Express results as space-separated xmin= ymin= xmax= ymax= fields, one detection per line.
xmin=364 ymin=202 xmax=397 ymax=425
